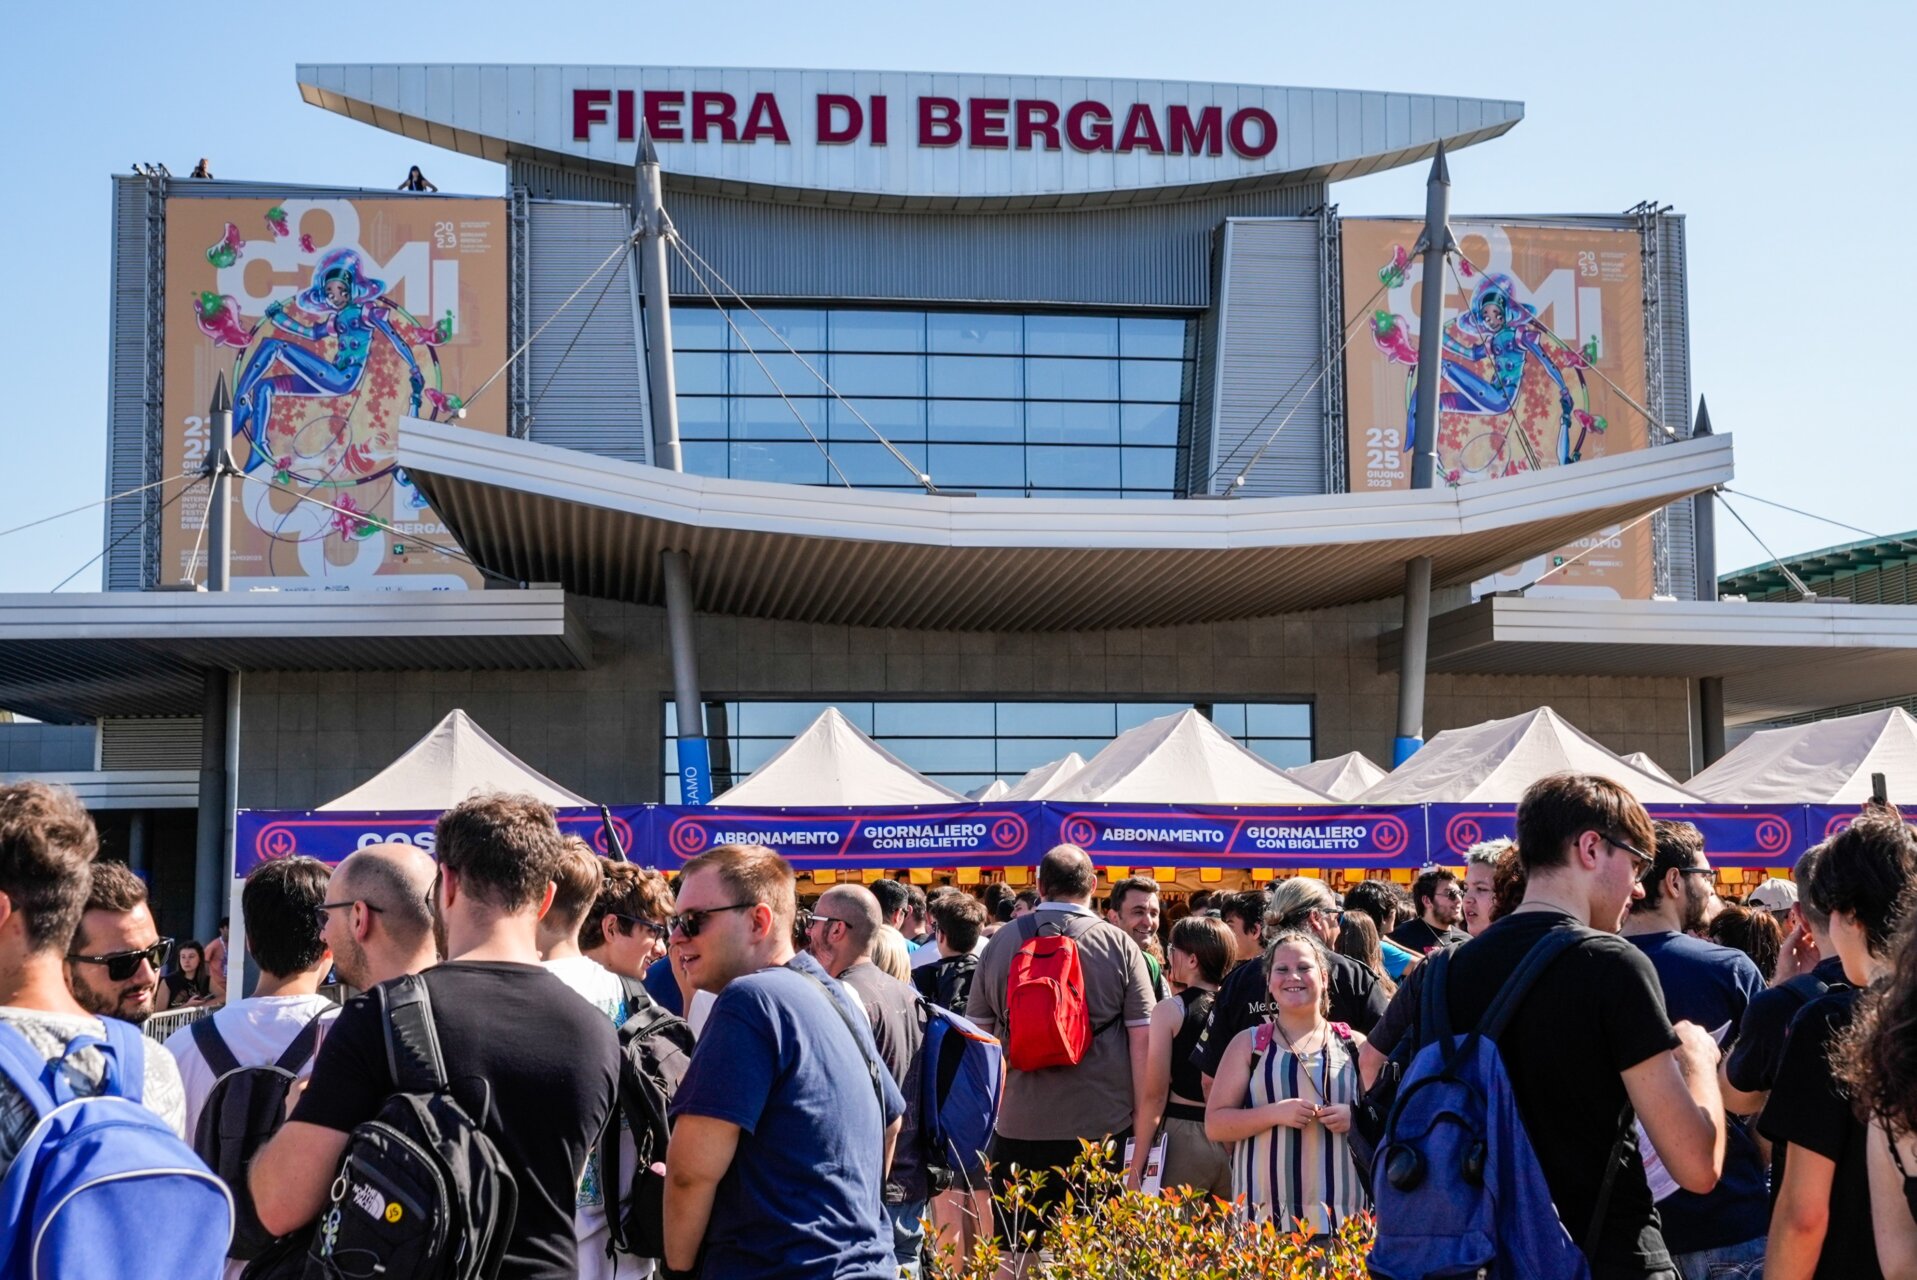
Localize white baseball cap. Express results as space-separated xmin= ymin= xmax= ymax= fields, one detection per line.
xmin=1747 ymin=878 xmax=1799 ymax=912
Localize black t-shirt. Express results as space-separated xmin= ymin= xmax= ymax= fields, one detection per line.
xmin=913 ymin=953 xmax=978 ymax=1012
xmin=1445 ymin=910 xmax=1681 ymax=1279
xmin=1757 ymin=987 xmax=1878 ymax=1280
xmin=1367 ymin=960 xmax=1427 ymax=1060
xmin=291 ymin=962 xmax=622 ymax=1280
xmin=1168 ymin=988 xmax=1213 ymax=1103
xmin=1193 ymin=946 xmax=1387 ymax=1077
xmin=1724 ymin=955 xmax=1850 ymax=1096
xmin=1388 ymin=917 xmax=1470 ymax=954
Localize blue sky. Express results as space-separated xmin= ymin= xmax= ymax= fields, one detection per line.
xmin=1 ymin=0 xmax=1908 ymax=593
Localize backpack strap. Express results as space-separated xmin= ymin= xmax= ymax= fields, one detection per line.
xmin=191 ymin=1014 xmax=243 ymax=1077
xmin=0 ymin=1021 xmax=58 ymax=1117
xmin=1582 ymin=1104 xmax=1635 ymax=1258
xmin=379 ymin=974 xmax=448 ymax=1094
xmin=97 ymin=1017 xmax=147 ymax=1104
xmin=272 ymin=1010 xmax=329 ymax=1074
xmin=790 ymin=966 xmax=888 ymax=1117
xmin=1417 ymin=946 xmax=1454 ymax=1053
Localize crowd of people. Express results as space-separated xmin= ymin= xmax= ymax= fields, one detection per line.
xmin=5 ymin=771 xmax=1917 ymax=1278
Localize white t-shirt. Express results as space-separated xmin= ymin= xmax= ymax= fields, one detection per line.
xmin=164 ymin=994 xmax=339 ymax=1280
xmin=0 ymin=1006 xmax=188 ymax=1179
xmin=541 ymin=955 xmax=650 ymax=1280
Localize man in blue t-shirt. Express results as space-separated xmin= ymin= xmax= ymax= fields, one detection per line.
xmin=663 ymin=845 xmax=905 ymax=1280
xmin=1620 ymin=821 xmax=1769 ymax=1280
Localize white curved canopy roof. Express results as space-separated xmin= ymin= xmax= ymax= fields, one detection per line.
xmin=400 ymin=418 xmax=1732 ymax=632
xmin=1358 ymin=706 xmax=1699 ymax=805
xmin=1048 ymin=710 xmax=1330 ymax=804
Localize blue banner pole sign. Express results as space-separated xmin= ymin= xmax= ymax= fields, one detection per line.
xmin=676 ymin=736 xmax=714 ymax=806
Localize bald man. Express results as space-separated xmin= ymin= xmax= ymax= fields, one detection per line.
xmin=806 ymin=884 xmax=931 ymax=1278
xmin=318 ymin=844 xmax=438 ymax=989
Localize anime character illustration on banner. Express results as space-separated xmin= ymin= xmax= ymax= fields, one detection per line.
xmin=1342 ymin=219 xmax=1652 ymax=599
xmin=161 ymin=197 xmax=508 ymax=589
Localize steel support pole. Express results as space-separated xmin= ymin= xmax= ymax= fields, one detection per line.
xmin=192 ymin=669 xmax=228 ymax=942
xmin=1393 ymin=145 xmax=1451 ymax=766
xmin=635 ymin=134 xmax=682 ymax=473
xmin=207 ymin=373 xmax=234 ymax=591
xmin=1690 ymin=397 xmax=1727 ymax=766
xmin=661 ymin=550 xmax=710 ymax=803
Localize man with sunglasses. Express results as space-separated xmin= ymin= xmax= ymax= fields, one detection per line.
xmin=663 ymin=844 xmax=904 ymax=1280
xmin=1435 ymin=773 xmax=1727 ymax=1280
xmin=1 ymin=784 xmax=188 ymax=1172
xmin=317 ymin=842 xmax=438 ymax=990
xmin=1619 ymin=821 xmax=1768 ymax=1280
xmin=66 ymin=857 xmax=169 ymax=1026
xmin=1389 ymin=867 xmax=1471 ymax=955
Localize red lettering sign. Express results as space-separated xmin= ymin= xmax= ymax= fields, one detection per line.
xmin=968 ymin=98 xmax=1010 ymax=150
xmin=919 ymin=96 xmax=961 ymax=147
xmin=617 ymin=90 xmax=635 ymax=141
xmin=1065 ymin=101 xmax=1113 ymax=152
xmin=817 ymin=93 xmax=862 ymax=144
xmin=870 ymin=95 xmax=888 ymax=145
xmin=740 ymin=92 xmax=789 ymax=143
xmin=1228 ymin=106 xmax=1278 ymax=159
xmin=691 ymin=91 xmax=739 ymax=143
xmin=1016 ymin=100 xmax=1061 ymax=150
xmin=1167 ymin=105 xmax=1222 ymax=157
xmin=644 ymin=90 xmax=685 ymax=142
xmin=1116 ymin=103 xmax=1166 ymax=155
xmin=572 ymin=89 xmax=610 ymax=141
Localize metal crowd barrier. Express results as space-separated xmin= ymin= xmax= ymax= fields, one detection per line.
xmin=143 ymin=1004 xmax=215 ymax=1043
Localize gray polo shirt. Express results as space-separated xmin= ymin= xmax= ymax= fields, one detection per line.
xmin=964 ymin=902 xmax=1154 ymax=1142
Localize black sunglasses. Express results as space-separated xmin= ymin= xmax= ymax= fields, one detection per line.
xmin=69 ymin=938 xmax=173 ymax=982
xmin=667 ymin=903 xmax=756 ymax=938
xmin=612 ymin=914 xmax=669 ymax=935
xmin=316 ymin=899 xmax=384 ymax=927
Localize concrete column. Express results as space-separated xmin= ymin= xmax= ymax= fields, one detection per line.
xmin=192 ymin=670 xmax=228 ymax=942
xmin=127 ymin=811 xmax=149 ymax=877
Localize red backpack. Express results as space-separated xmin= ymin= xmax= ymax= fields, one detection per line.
xmin=1005 ymin=917 xmax=1115 ymax=1071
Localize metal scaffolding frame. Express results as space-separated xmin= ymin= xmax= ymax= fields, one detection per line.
xmin=508 ymin=184 xmax=532 ymax=438
xmin=141 ymin=171 xmax=168 ymax=588
xmin=1634 ymin=198 xmax=1675 ymax=598
xmin=1317 ymin=203 xmax=1347 ymax=494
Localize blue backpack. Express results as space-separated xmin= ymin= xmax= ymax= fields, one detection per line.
xmin=917 ymin=999 xmax=1001 ymax=1191
xmin=0 ymin=1017 xmax=234 ymax=1280
xmin=1370 ymin=926 xmax=1633 ymax=1280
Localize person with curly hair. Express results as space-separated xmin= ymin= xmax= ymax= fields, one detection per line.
xmin=1763 ymin=805 xmax=1917 ymax=1279
xmin=1707 ymin=904 xmax=1785 ymax=984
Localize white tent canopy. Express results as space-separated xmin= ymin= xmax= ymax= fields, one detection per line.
xmin=1048 ymin=710 xmax=1330 ymax=804
xmin=1287 ymin=752 xmax=1388 ymax=801
xmin=317 ymin=709 xmax=593 ymax=811
xmin=968 ymin=779 xmax=1012 ymax=802
xmin=1687 ymin=707 xmax=1917 ymax=804
xmin=1623 ymin=752 xmax=1682 ymax=786
xmin=1357 ymin=706 xmax=1701 ymax=805
xmin=1003 ymin=753 xmax=1088 ymax=801
xmin=713 ymin=707 xmax=966 ymax=807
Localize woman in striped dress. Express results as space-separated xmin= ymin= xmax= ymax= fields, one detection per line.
xmin=1205 ymin=928 xmax=1368 ymax=1237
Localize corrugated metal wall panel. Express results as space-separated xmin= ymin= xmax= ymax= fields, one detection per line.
xmin=105 ymin=176 xmax=157 ymax=590
xmin=512 ymin=158 xmax=1323 ymax=309
xmin=1204 ymin=218 xmax=1328 ymax=497
xmin=1656 ymin=214 xmax=1696 ymax=599
xmin=524 ymin=201 xmax=651 ymax=463
xmin=98 ymin=717 xmax=201 ymax=770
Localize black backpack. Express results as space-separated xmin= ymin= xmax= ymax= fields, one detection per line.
xmin=189 ymin=1010 xmax=328 ymax=1262
xmin=600 ymin=981 xmax=697 ymax=1262
xmin=304 ymin=975 xmax=519 ymax=1280
xmin=914 ymin=953 xmax=979 ymax=1012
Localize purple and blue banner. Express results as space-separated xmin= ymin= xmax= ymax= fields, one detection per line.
xmin=235 ymin=799 xmax=1848 ymax=876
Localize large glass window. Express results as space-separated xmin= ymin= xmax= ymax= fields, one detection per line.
xmin=663 ymin=699 xmax=1313 ymax=802
xmin=670 ymin=307 xmax=1194 ymax=499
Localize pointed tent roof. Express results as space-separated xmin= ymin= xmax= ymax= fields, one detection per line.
xmin=968 ymin=779 xmax=1012 ymax=802
xmin=1048 ymin=710 xmax=1331 ymax=804
xmin=317 ymin=709 xmax=593 ymax=811
xmin=1357 ymin=707 xmax=1701 ymax=805
xmin=1687 ymin=707 xmax=1917 ymax=804
xmin=1623 ymin=752 xmax=1682 ymax=786
xmin=1287 ymin=752 xmax=1388 ymax=801
xmin=713 ymin=707 xmax=966 ymax=806
xmin=1003 ymin=753 xmax=1088 ymax=801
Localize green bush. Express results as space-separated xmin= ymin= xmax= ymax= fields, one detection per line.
xmin=925 ymin=1140 xmax=1374 ymax=1279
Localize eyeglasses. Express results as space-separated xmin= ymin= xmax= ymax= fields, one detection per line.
xmin=612 ymin=914 xmax=669 ymax=936
xmin=316 ymin=899 xmax=384 ymax=927
xmin=802 ymin=912 xmax=851 ymax=933
xmin=1675 ymin=866 xmax=1717 ymax=879
xmin=1602 ymin=832 xmax=1655 ymax=874
xmin=1434 ymin=888 xmax=1465 ymax=901
xmin=667 ymin=903 xmax=756 ymax=938
xmin=68 ymin=938 xmax=173 ymax=982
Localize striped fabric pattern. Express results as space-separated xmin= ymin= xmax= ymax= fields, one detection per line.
xmin=1232 ymin=1025 xmax=1367 ymax=1233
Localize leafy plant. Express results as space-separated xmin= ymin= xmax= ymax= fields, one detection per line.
xmin=925 ymin=1140 xmax=1374 ymax=1279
